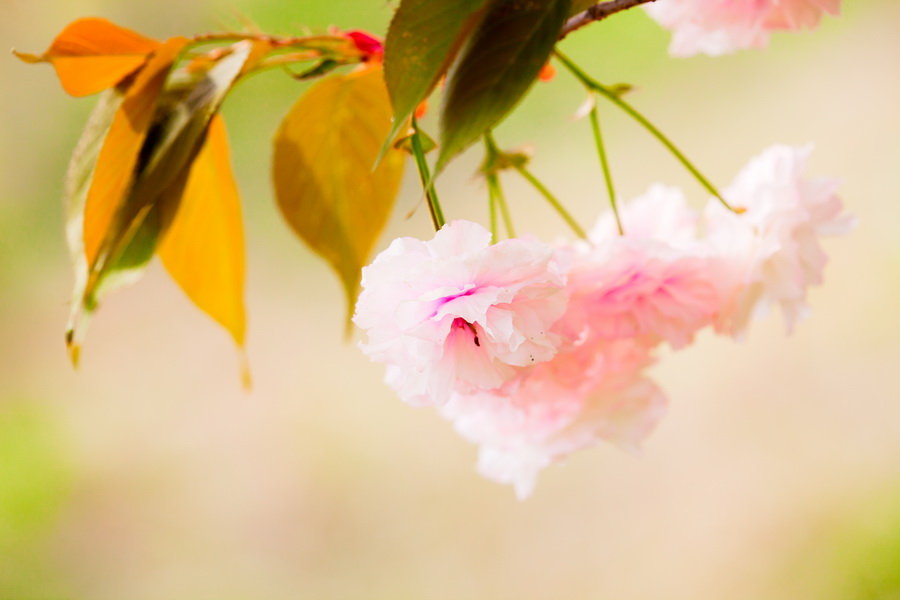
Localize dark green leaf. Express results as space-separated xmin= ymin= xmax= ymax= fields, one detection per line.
xmin=384 ymin=0 xmax=489 ymax=131
xmin=437 ymin=0 xmax=572 ymax=171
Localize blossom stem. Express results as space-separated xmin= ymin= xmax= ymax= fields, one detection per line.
xmin=554 ymin=50 xmax=737 ymax=213
xmin=483 ymin=134 xmax=517 ymax=238
xmin=488 ymin=177 xmax=500 ymax=241
xmin=411 ymin=116 xmax=446 ymax=231
xmin=489 ymin=173 xmax=516 ymax=239
xmin=515 ymin=165 xmax=587 ymax=239
xmin=588 ymin=100 xmax=624 ymax=235
xmin=496 ymin=186 xmax=516 ymax=239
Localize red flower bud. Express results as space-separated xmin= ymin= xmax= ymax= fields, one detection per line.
xmin=345 ymin=30 xmax=384 ymax=61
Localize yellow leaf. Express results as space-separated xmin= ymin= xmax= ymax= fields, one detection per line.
xmin=272 ymin=64 xmax=406 ymax=326
xmin=158 ymin=115 xmax=246 ymax=347
xmin=82 ymin=36 xmax=188 ymax=271
xmin=14 ymin=18 xmax=161 ymax=97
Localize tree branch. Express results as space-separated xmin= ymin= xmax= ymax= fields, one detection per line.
xmin=560 ymin=0 xmax=659 ymax=40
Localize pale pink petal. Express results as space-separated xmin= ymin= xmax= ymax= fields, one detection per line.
xmin=705 ymin=145 xmax=853 ymax=335
xmin=645 ymin=0 xmax=841 ymax=57
xmin=354 ymin=220 xmax=569 ymax=406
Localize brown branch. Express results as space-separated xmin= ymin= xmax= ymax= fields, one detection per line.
xmin=560 ymin=0 xmax=659 ymax=40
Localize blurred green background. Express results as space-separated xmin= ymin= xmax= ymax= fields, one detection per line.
xmin=2 ymin=1 xmax=899 ymax=598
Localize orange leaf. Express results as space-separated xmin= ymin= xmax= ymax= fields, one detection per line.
xmin=66 ymin=41 xmax=254 ymax=365
xmin=158 ymin=115 xmax=246 ymax=347
xmin=82 ymin=36 xmax=188 ymax=270
xmin=14 ymin=18 xmax=161 ymax=97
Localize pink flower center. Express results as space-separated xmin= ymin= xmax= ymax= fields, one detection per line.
xmin=452 ymin=317 xmax=481 ymax=347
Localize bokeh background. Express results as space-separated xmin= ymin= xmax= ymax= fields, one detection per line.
xmin=2 ymin=1 xmax=899 ymax=598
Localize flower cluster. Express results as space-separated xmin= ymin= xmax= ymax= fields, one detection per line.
xmin=354 ymin=145 xmax=852 ymax=497
xmin=645 ymin=0 xmax=841 ymax=57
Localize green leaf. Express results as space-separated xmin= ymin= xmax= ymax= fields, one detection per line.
xmin=384 ymin=0 xmax=489 ymax=133
xmin=272 ymin=64 xmax=406 ymax=328
xmin=67 ymin=40 xmax=254 ymax=362
xmin=437 ymin=0 xmax=573 ymax=171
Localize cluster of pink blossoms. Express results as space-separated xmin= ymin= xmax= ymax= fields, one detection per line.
xmin=354 ymin=145 xmax=852 ymax=497
xmin=645 ymin=0 xmax=841 ymax=57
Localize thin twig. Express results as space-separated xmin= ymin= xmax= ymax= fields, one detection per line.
xmin=560 ymin=0 xmax=659 ymax=40
xmin=191 ymin=32 xmax=350 ymax=49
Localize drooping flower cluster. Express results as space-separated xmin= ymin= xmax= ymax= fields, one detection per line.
xmin=645 ymin=0 xmax=841 ymax=57
xmin=354 ymin=145 xmax=852 ymax=497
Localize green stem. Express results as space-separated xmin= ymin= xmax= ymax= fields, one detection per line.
xmin=495 ymin=177 xmax=516 ymax=239
xmin=588 ymin=101 xmax=623 ymax=235
xmin=515 ymin=165 xmax=587 ymax=239
xmin=411 ymin=117 xmax=446 ymax=230
xmin=483 ymin=133 xmax=516 ymax=238
xmin=487 ymin=177 xmax=499 ymax=242
xmin=488 ymin=193 xmax=499 ymax=241
xmin=488 ymin=173 xmax=515 ymax=239
xmin=554 ymin=50 xmax=736 ymax=213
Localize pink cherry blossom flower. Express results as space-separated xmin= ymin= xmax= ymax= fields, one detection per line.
xmin=581 ymin=185 xmax=724 ymax=349
xmin=565 ymin=239 xmax=722 ymax=349
xmin=706 ymin=144 xmax=854 ymax=335
xmin=645 ymin=0 xmax=841 ymax=57
xmin=440 ymin=190 xmax=701 ymax=497
xmin=358 ymin=151 xmax=850 ymax=497
xmin=444 ymin=367 xmax=666 ymax=498
xmin=442 ymin=335 xmax=659 ymax=498
xmin=354 ymin=220 xmax=569 ymax=406
xmin=591 ymin=184 xmax=700 ymax=245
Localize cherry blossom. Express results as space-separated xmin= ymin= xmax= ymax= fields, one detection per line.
xmin=645 ymin=0 xmax=841 ymax=57
xmin=442 ymin=338 xmax=662 ymax=498
xmin=354 ymin=220 xmax=569 ymax=406
xmin=355 ymin=148 xmax=850 ymax=497
xmin=583 ymin=185 xmax=722 ymax=349
xmin=706 ymin=144 xmax=854 ymax=335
